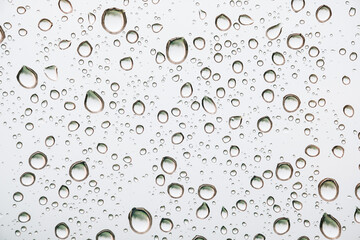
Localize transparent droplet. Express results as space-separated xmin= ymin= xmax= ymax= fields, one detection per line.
xmin=250 ymin=176 xmax=264 ymax=189
xmin=167 ymin=183 xmax=184 ymax=198
xmin=198 ymin=184 xmax=217 ymax=200
xmin=196 ymin=202 xmax=210 ymax=219
xmin=69 ymin=161 xmax=89 ymax=181
xmin=58 ymin=185 xmax=70 ymax=198
xmin=272 ymin=52 xmax=285 ymax=65
xmin=266 ymin=23 xmax=282 ymax=40
xmin=215 ymin=14 xmax=231 ymax=31
xmin=236 ymin=199 xmax=247 ymax=211
xmin=120 ymin=57 xmax=133 ymax=71
xmin=157 ymin=110 xmax=169 ymax=123
xmin=20 ymin=172 xmax=36 ymax=186
xmin=151 ymin=23 xmax=163 ymax=33
xmin=101 ymin=8 xmax=127 ymax=34
xmin=287 ymin=33 xmax=305 ymax=49
xmin=229 ymin=116 xmax=242 ymax=129
xmin=132 ymin=100 xmax=145 ymax=115
xmin=273 ymin=217 xmax=290 ymax=235
xmin=58 ymin=0 xmax=73 ymax=14
xmin=38 ymin=18 xmax=53 ymax=31
xmin=262 ymin=89 xmax=274 ymax=103
xmin=193 ymin=37 xmax=205 ymax=50
xmin=126 ymin=30 xmax=139 ymax=44
xmin=77 ymin=41 xmax=93 ymax=57
xmin=305 ymin=144 xmax=320 ymax=157
xmin=97 ymin=143 xmax=108 ymax=154
xmin=55 ymin=222 xmax=70 ymax=239
xmin=257 ymin=116 xmax=272 ymax=133
xmin=13 ymin=192 xmax=24 ymax=202
xmin=343 ymin=105 xmax=354 ymax=117
xmin=128 ymin=207 xmax=152 ymax=234
xmin=264 ymin=69 xmax=276 ymax=83
xmin=180 ymin=82 xmax=193 ymax=98
xmin=318 ymin=178 xmax=339 ymax=201
xmin=171 ymin=132 xmax=184 ymax=144
xmin=84 ymin=90 xmax=104 ymax=113
xmin=283 ymin=94 xmax=301 ymax=112
xmin=166 ymin=37 xmax=188 ymax=64
xmin=0 ymin=26 xmax=5 ymax=44
xmin=354 ymin=208 xmax=360 ymax=223
xmin=161 ymin=156 xmax=177 ymax=174
xmin=193 ymin=235 xmax=206 ymax=240
xmin=202 ymin=96 xmax=217 ymax=114
xmin=291 ymin=0 xmax=305 ymax=12
xmin=320 ymin=213 xmax=341 ymax=239
xmin=44 ymin=65 xmax=58 ymax=81
xmin=17 ymin=66 xmax=38 ymax=89
xmin=276 ymin=162 xmax=293 ymax=181
xmin=316 ymin=5 xmax=332 ymax=23
xmin=160 ymin=218 xmax=173 ymax=232
xmin=96 ymin=229 xmax=115 ymax=240
xmin=232 ymin=60 xmax=243 ymax=73
xmin=68 ymin=121 xmax=80 ymax=132
xmin=18 ymin=212 xmax=31 ymax=223
xmin=155 ymin=174 xmax=165 ymax=186
xmin=29 ymin=151 xmax=48 ymax=170
xmin=221 ymin=207 xmax=228 ymax=219
xmin=238 ymin=14 xmax=254 ymax=25
xmin=332 ymin=146 xmax=344 ymax=158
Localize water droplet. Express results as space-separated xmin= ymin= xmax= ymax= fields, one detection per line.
xmin=126 ymin=30 xmax=139 ymax=44
xmin=132 ymin=100 xmax=145 ymax=115
xmin=232 ymin=60 xmax=243 ymax=73
xmin=120 ymin=57 xmax=133 ymax=70
xmin=44 ymin=65 xmax=58 ymax=81
xmin=264 ymin=69 xmax=276 ymax=83
xmin=96 ymin=229 xmax=115 ymax=240
xmin=20 ymin=172 xmax=35 ymax=186
xmin=151 ymin=23 xmax=163 ymax=33
xmin=157 ymin=110 xmax=169 ymax=123
xmin=250 ymin=176 xmax=264 ymax=189
xmin=166 ymin=37 xmax=188 ymax=64
xmin=354 ymin=208 xmax=360 ymax=223
xmin=180 ymin=82 xmax=193 ymax=98
xmin=58 ymin=185 xmax=70 ymax=198
xmin=17 ymin=66 xmax=38 ymax=89
xmin=193 ymin=235 xmax=207 ymax=240
xmin=276 ymin=162 xmax=293 ymax=181
xmin=343 ymin=105 xmax=354 ymax=117
xmin=272 ymin=52 xmax=285 ymax=65
xmin=84 ymin=90 xmax=104 ymax=113
xmin=0 ymin=26 xmax=5 ymax=44
xmin=287 ymin=33 xmax=305 ymax=49
xmin=332 ymin=146 xmax=344 ymax=158
xmin=266 ymin=23 xmax=282 ymax=40
xmin=238 ymin=14 xmax=254 ymax=25
xmin=196 ymin=202 xmax=210 ymax=219
xmin=77 ymin=41 xmax=93 ymax=57
xmin=221 ymin=207 xmax=228 ymax=219
xmin=128 ymin=207 xmax=152 ymax=234
xmin=161 ymin=156 xmax=177 ymax=174
xmin=236 ymin=199 xmax=247 ymax=211
xmin=58 ymin=0 xmax=73 ymax=14
xmin=198 ymin=184 xmax=217 ymax=200
xmin=356 ymin=183 xmax=360 ymax=200
xmin=55 ymin=222 xmax=70 ymax=239
xmin=291 ymin=0 xmax=305 ymax=12
xmin=13 ymin=192 xmax=24 ymax=202
xmin=160 ymin=218 xmax=173 ymax=232
xmin=215 ymin=14 xmax=231 ymax=31
xmin=167 ymin=183 xmax=184 ymax=198
xmin=316 ymin=5 xmax=332 ymax=23
xmin=193 ymin=37 xmax=205 ymax=50
xmin=305 ymin=144 xmax=320 ymax=157
xmin=262 ymin=89 xmax=274 ymax=103
xmin=155 ymin=174 xmax=165 ymax=186
xmin=273 ymin=217 xmax=290 ymax=235
xmin=318 ymin=178 xmax=339 ymax=201
xmin=18 ymin=212 xmax=31 ymax=223
xmin=202 ymin=96 xmax=217 ymax=114
xmin=257 ymin=116 xmax=272 ymax=133
xmin=101 ymin=8 xmax=127 ymax=34
xmin=29 ymin=151 xmax=47 ymax=170
xmin=320 ymin=213 xmax=341 ymax=239
xmin=283 ymin=94 xmax=301 ymax=112
xmin=229 ymin=116 xmax=242 ymax=129
xmin=69 ymin=161 xmax=89 ymax=181
xmin=38 ymin=18 xmax=53 ymax=31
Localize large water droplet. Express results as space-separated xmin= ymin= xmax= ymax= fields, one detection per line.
xmin=266 ymin=23 xmax=282 ymax=40
xmin=58 ymin=0 xmax=73 ymax=14
xmin=316 ymin=5 xmax=332 ymax=23
xmin=332 ymin=145 xmax=344 ymax=158
xmin=18 ymin=212 xmax=31 ymax=223
xmin=215 ymin=14 xmax=231 ymax=31
xmin=44 ymin=65 xmax=58 ymax=81
xmin=287 ymin=33 xmax=305 ymax=49
xmin=128 ymin=207 xmax=152 ymax=234
xmin=202 ymin=96 xmax=217 ymax=114
xmin=55 ymin=222 xmax=70 ymax=239
xmin=232 ymin=60 xmax=243 ymax=73
xmin=291 ymin=0 xmax=305 ymax=12
xmin=0 ymin=26 xmax=5 ymax=44
xmin=343 ymin=105 xmax=354 ymax=117
xmin=29 ymin=151 xmax=47 ymax=170
xmin=69 ymin=161 xmax=89 ymax=181
xmin=180 ymin=82 xmax=193 ymax=98
xmin=273 ymin=217 xmax=290 ymax=235
xmin=250 ymin=176 xmax=264 ymax=189
xmin=283 ymin=94 xmax=301 ymax=112
xmin=120 ymin=57 xmax=133 ymax=71
xmin=20 ymin=172 xmax=36 ymax=186
xmin=161 ymin=156 xmax=177 ymax=174
xmin=167 ymin=183 xmax=184 ymax=198
xmin=238 ymin=14 xmax=254 ymax=25
xmin=17 ymin=66 xmax=38 ymax=89
xmin=198 ymin=184 xmax=217 ymax=200
xmin=58 ymin=185 xmax=70 ymax=198
xmin=196 ymin=202 xmax=210 ymax=219
xmin=84 ymin=90 xmax=104 ymax=113
xmin=101 ymin=8 xmax=127 ymax=34
xmin=132 ymin=100 xmax=145 ymax=115
xmin=157 ymin=110 xmax=169 ymax=123
xmin=276 ymin=162 xmax=293 ymax=181
xmin=160 ymin=218 xmax=173 ymax=232
xmin=166 ymin=37 xmax=188 ymax=64
xmin=318 ymin=178 xmax=339 ymax=201
xmin=320 ymin=213 xmax=341 ymax=239
xmin=96 ymin=229 xmax=115 ymax=240
xmin=77 ymin=41 xmax=93 ymax=57
xmin=38 ymin=18 xmax=53 ymax=31
xmin=229 ymin=116 xmax=242 ymax=129
xmin=305 ymin=144 xmax=320 ymax=157
xmin=355 ymin=208 xmax=360 ymax=223
xmin=257 ymin=116 xmax=272 ymax=133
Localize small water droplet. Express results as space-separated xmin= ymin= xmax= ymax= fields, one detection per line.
xmin=77 ymin=41 xmax=93 ymax=57
xmin=167 ymin=183 xmax=184 ymax=198
xmin=38 ymin=18 xmax=53 ymax=31
xmin=316 ymin=5 xmax=332 ymax=23
xmin=276 ymin=162 xmax=293 ymax=181
xmin=318 ymin=178 xmax=339 ymax=201
xmin=58 ymin=185 xmax=70 ymax=198
xmin=166 ymin=37 xmax=188 ymax=64
xmin=196 ymin=202 xmax=210 ymax=219
xmin=132 ymin=100 xmax=145 ymax=115
xmin=84 ymin=90 xmax=104 ymax=113
xmin=55 ymin=222 xmax=70 ymax=239
xmin=250 ymin=176 xmax=264 ymax=189
xmin=17 ymin=66 xmax=38 ymax=89
xmin=160 ymin=218 xmax=173 ymax=232
xmin=198 ymin=184 xmax=217 ymax=200
xmin=215 ymin=14 xmax=231 ymax=31
xmin=29 ymin=151 xmax=47 ymax=170
xmin=161 ymin=156 xmax=177 ymax=174
xmin=202 ymin=96 xmax=217 ymax=114
xmin=257 ymin=116 xmax=272 ymax=133
xmin=180 ymin=82 xmax=193 ymax=98
xmin=120 ymin=57 xmax=133 ymax=70
xmin=96 ymin=229 xmax=115 ymax=240
xmin=266 ymin=23 xmax=282 ymax=40
xmin=20 ymin=172 xmax=36 ymax=186
xmin=291 ymin=0 xmax=305 ymax=12
xmin=287 ymin=33 xmax=305 ymax=49
xmin=238 ymin=14 xmax=254 ymax=25
xmin=305 ymin=144 xmax=320 ymax=157
xmin=283 ymin=94 xmax=301 ymax=112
